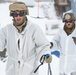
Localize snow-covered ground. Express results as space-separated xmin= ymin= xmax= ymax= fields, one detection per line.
xmin=0 ymin=1 xmax=64 ymax=75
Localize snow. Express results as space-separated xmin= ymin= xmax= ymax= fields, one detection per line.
xmin=0 ymin=3 xmax=12 ymax=28
xmin=0 ymin=61 xmax=7 ymax=75
xmin=0 ymin=1 xmax=64 ymax=75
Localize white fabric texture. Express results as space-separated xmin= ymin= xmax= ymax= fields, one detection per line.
xmin=0 ymin=20 xmax=51 ymax=75
xmin=52 ymin=28 xmax=76 ymax=74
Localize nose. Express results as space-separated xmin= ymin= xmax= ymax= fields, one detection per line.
xmin=17 ymin=15 xmax=21 ymax=18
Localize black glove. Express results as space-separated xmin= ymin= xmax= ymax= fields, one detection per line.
xmin=0 ymin=48 xmax=7 ymax=62
xmin=0 ymin=48 xmax=7 ymax=58
xmin=50 ymin=42 xmax=53 ymax=48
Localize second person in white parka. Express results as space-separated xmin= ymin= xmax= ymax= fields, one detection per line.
xmin=51 ymin=13 xmax=76 ymax=75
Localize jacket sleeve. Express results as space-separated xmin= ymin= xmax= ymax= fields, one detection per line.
xmin=0 ymin=28 xmax=6 ymax=51
xmin=33 ymin=25 xmax=51 ymax=59
xmin=52 ymin=29 xmax=61 ymax=50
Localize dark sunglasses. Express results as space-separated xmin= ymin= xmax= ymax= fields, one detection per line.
xmin=11 ymin=11 xmax=24 ymax=17
xmin=65 ymin=20 xmax=73 ymax=23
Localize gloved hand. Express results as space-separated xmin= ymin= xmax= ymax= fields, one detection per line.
xmin=0 ymin=48 xmax=7 ymax=58
xmin=50 ymin=42 xmax=53 ymax=48
xmin=44 ymin=54 xmax=52 ymax=64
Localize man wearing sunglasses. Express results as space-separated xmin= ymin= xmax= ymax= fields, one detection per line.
xmin=0 ymin=2 xmax=53 ymax=75
xmin=50 ymin=13 xmax=76 ymax=75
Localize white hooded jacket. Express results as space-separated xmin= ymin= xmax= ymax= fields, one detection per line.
xmin=0 ymin=20 xmax=51 ymax=75
xmin=52 ymin=27 xmax=76 ymax=74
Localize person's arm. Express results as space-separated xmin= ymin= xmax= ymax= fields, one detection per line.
xmin=33 ymin=25 xmax=52 ymax=63
xmin=50 ymin=29 xmax=61 ymax=50
xmin=0 ymin=28 xmax=7 ymax=52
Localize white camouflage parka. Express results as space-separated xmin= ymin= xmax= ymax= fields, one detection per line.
xmin=0 ymin=20 xmax=51 ymax=75
xmin=52 ymin=27 xmax=76 ymax=74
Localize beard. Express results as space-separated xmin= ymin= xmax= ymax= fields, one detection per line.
xmin=16 ymin=20 xmax=24 ymax=26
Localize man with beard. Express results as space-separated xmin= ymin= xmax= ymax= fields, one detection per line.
xmin=0 ymin=2 xmax=52 ymax=75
